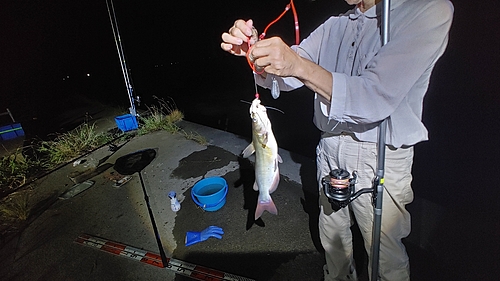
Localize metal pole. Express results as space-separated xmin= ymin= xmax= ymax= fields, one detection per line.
xmin=370 ymin=0 xmax=390 ymax=280
xmin=105 ymin=0 xmax=137 ymax=116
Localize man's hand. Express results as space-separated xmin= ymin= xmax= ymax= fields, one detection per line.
xmin=221 ymin=19 xmax=258 ymax=57
xmin=250 ymin=37 xmax=303 ymax=77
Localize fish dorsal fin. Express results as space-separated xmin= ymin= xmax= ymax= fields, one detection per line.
xmin=242 ymin=143 xmax=255 ymax=158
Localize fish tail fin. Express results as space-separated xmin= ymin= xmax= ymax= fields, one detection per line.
xmin=255 ymin=197 xmax=278 ymax=220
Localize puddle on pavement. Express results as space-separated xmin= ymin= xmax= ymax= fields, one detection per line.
xmin=171 ymin=145 xmax=236 ymax=179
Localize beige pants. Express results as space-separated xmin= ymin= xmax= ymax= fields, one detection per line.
xmin=317 ymin=134 xmax=414 ymax=281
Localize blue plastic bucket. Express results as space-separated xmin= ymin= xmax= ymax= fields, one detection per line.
xmin=191 ymin=177 xmax=228 ymax=211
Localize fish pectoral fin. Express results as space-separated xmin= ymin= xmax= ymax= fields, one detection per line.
xmin=253 ymin=182 xmax=259 ymax=191
xmin=277 ymin=154 xmax=283 ymax=163
xmin=258 ymin=132 xmax=268 ymax=148
xmin=242 ymin=143 xmax=255 ymax=158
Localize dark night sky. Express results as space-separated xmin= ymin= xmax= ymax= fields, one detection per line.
xmin=1 ymin=0 xmax=500 ymax=207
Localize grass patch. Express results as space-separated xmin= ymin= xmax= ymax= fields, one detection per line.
xmin=181 ymin=130 xmax=208 ymax=146
xmin=137 ymin=97 xmax=207 ymax=145
xmin=137 ymin=96 xmax=184 ymax=135
xmin=0 ymin=191 xmax=30 ymax=222
xmin=0 ymin=150 xmax=30 ymax=191
xmin=37 ymin=123 xmax=113 ymax=168
xmin=1 ymin=123 xmax=115 ymax=193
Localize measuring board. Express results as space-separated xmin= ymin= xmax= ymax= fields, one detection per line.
xmin=75 ymin=234 xmax=255 ymax=281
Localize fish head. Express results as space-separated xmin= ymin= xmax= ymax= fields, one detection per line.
xmin=249 ymin=98 xmax=271 ymax=132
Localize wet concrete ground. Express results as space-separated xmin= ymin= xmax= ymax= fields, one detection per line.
xmin=0 ymin=118 xmax=497 ymax=280
xmin=0 ymin=120 xmax=325 ymax=281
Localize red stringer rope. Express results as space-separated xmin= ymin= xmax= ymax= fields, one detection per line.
xmin=246 ymin=0 xmax=300 ymax=76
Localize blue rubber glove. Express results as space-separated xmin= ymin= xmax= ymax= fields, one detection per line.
xmin=185 ymin=226 xmax=224 ymax=246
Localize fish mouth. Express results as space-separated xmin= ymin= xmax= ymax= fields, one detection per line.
xmin=251 ymin=112 xmax=257 ymax=122
xmin=251 ymin=111 xmax=265 ymax=124
xmin=250 ymin=98 xmax=269 ymax=124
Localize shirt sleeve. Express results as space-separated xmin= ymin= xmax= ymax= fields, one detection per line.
xmin=330 ymin=1 xmax=454 ymax=124
xmin=254 ymin=73 xmax=304 ymax=92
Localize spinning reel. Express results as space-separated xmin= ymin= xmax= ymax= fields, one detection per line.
xmin=322 ymin=169 xmax=380 ymax=211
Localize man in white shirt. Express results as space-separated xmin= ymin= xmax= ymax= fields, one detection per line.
xmin=221 ymin=0 xmax=453 ymax=280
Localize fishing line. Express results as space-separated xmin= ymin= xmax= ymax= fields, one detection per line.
xmin=254 ymin=77 xmax=260 ymax=100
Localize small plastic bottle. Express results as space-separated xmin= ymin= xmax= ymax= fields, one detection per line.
xmin=168 ymin=191 xmax=181 ymax=212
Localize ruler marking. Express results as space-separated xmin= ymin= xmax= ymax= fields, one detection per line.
xmin=141 ymin=252 xmax=164 ymax=267
xmin=75 ymin=234 xmax=255 ymax=281
xmin=102 ymin=241 xmax=125 ymax=255
xmin=121 ymin=246 xmax=147 ymax=261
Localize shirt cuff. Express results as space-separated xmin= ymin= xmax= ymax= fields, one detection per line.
xmin=254 ymin=73 xmax=303 ymax=91
xmin=254 ymin=72 xmax=268 ymax=88
xmin=329 ymin=72 xmax=347 ymax=121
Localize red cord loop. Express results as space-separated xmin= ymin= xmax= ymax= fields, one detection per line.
xmin=246 ymin=0 xmax=300 ymax=75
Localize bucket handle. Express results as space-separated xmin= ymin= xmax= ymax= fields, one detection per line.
xmin=191 ymin=184 xmax=228 ymax=210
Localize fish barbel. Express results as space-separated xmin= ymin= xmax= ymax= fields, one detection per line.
xmin=242 ymin=98 xmax=282 ymax=220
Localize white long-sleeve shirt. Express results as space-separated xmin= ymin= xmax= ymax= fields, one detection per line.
xmin=256 ymin=0 xmax=454 ymax=148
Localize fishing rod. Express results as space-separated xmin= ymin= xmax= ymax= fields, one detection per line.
xmin=138 ymin=170 xmax=169 ymax=268
xmin=113 ymin=149 xmax=168 ymax=268
xmin=370 ymin=1 xmax=391 ymax=279
xmin=105 ymin=0 xmax=138 ymax=116
xmin=322 ymin=1 xmax=391 ymax=280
